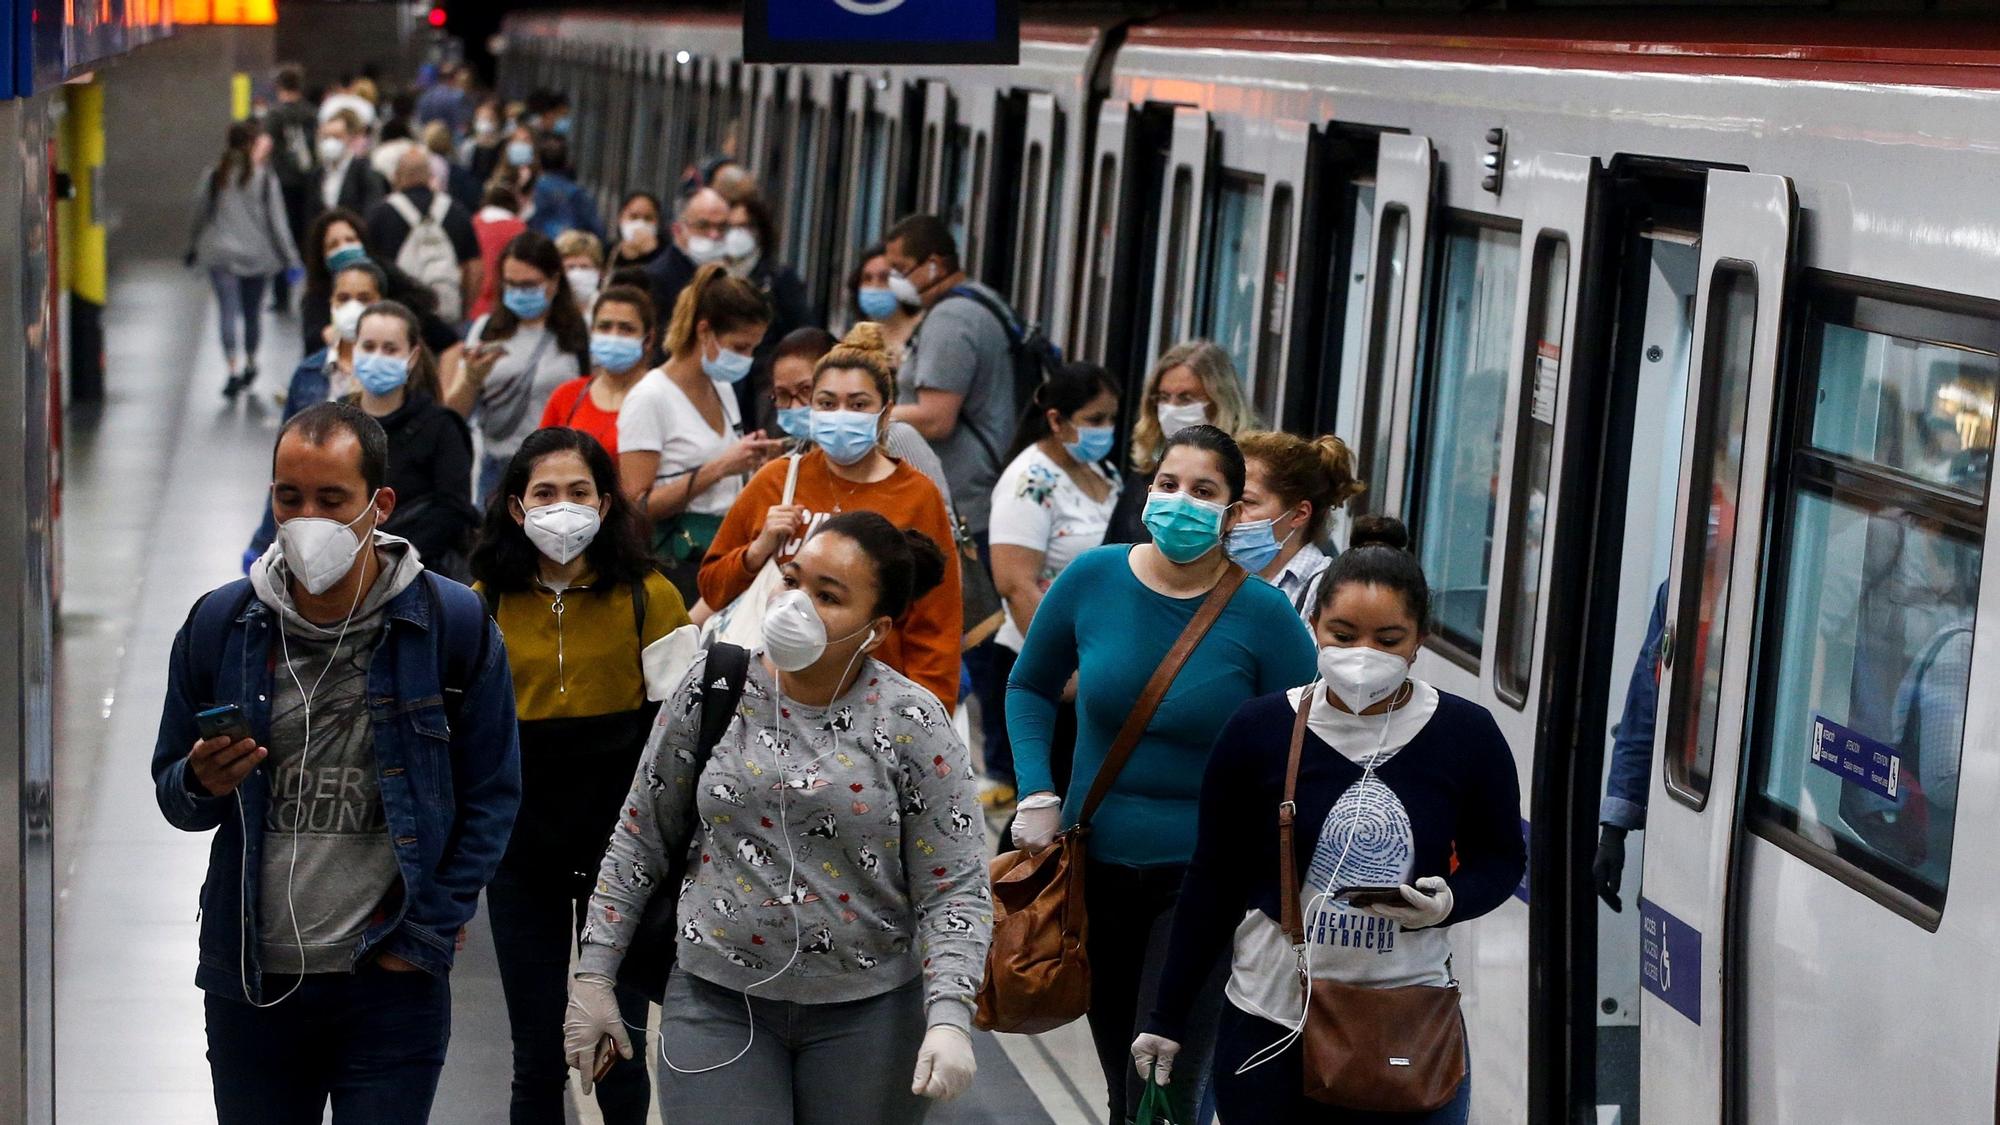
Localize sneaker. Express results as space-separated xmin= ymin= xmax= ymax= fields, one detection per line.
xmin=978 ymin=779 xmax=1017 ymax=812
xmin=221 ymin=372 xmax=245 ymax=399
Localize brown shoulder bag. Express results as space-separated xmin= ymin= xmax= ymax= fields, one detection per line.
xmin=974 ymin=563 xmax=1249 ymax=1034
xmin=1280 ymin=690 xmax=1468 ymax=1112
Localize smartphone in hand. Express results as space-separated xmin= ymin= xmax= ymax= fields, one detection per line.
xmin=195 ymin=703 xmax=252 ymax=742
xmin=1336 ymin=885 xmax=1407 ymax=910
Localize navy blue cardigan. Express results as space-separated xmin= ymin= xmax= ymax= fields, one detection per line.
xmin=1147 ymin=687 xmax=1526 ymax=1039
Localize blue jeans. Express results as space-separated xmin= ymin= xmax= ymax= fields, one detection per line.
xmin=203 ymin=963 xmax=451 ymax=1125
xmin=964 ymin=534 xmax=1014 ymax=785
xmin=1210 ymin=1000 xmax=1471 ymax=1123
xmin=208 ymin=268 xmax=267 ymax=364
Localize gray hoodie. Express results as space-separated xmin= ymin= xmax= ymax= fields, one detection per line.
xmin=248 ymin=533 xmax=424 ymax=974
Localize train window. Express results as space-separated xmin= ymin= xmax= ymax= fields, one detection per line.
xmin=1663 ymin=264 xmax=1758 ymax=807
xmin=1016 ymin=142 xmax=1045 ymax=313
xmin=921 ymin=122 xmax=938 ymax=206
xmin=968 ymin=133 xmax=989 ymax=275
xmin=1410 ymin=217 xmax=1520 ymax=663
xmin=1086 ymin=152 xmax=1116 ymax=358
xmin=1201 ymin=172 xmax=1265 ymax=384
xmin=1748 ymin=281 xmax=1997 ymax=919
xmin=1253 ymin=185 xmax=1295 ymax=426
xmin=1496 ymin=236 xmax=1570 ymax=706
xmin=946 ymin=125 xmax=972 ymax=253
xmin=1159 ymin=167 xmax=1195 ymax=355
xmin=1357 ymin=203 xmax=1405 ymax=515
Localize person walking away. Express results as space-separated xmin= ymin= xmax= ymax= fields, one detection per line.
xmin=470 ymin=186 xmax=529 ymax=321
xmin=616 ymin=262 xmax=784 ymax=601
xmin=558 ymin=230 xmax=606 ymax=317
xmin=984 ymin=363 xmax=1122 ymax=810
xmin=699 ymin=324 xmax=964 ymax=710
xmin=767 ymin=326 xmax=955 ymax=522
xmin=564 ymin=512 xmax=988 ymax=1121
xmin=1132 ymin=515 xmax=1526 ymax=1123
xmin=538 ymin=285 xmax=655 ymax=457
xmin=315 ymin=109 xmax=387 ymax=223
xmin=191 ymin=120 xmax=301 ymax=399
xmin=415 ymin=62 xmax=474 ymax=138
xmin=1006 ymin=424 xmax=1316 ymax=1123
xmin=445 ymin=230 xmax=589 ymax=502
xmin=1228 ymin=431 xmax=1367 ymax=624
xmin=640 ymin=186 xmax=729 ymax=332
xmin=296 ymin=208 xmax=461 ymax=362
xmin=351 ymin=301 xmax=479 ymax=582
xmin=606 ymin=192 xmax=665 ymax=271
xmin=526 ymin=135 xmax=605 ymax=241
xmin=264 ymin=63 xmax=320 ymax=315
xmin=151 ymin=400 xmax=520 ymax=1125
xmin=1105 ymin=340 xmax=1257 ymax=546
xmin=471 ymin=427 xmax=689 ymax=1125
xmin=367 ymin=147 xmax=482 ymax=325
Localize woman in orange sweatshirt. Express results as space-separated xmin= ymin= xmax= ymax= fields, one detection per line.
xmin=698 ymin=323 xmax=963 ymax=709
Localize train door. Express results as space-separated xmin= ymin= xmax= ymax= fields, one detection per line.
xmin=1146 ymin=107 xmax=1214 ymax=365
xmin=1347 ymin=133 xmax=1434 ymax=516
xmin=1078 ymin=99 xmax=1172 ymax=439
xmin=1636 ymin=169 xmax=1795 ymax=1123
xmin=917 ymin=80 xmax=951 ymax=214
xmin=1009 ymin=93 xmax=1060 ymax=330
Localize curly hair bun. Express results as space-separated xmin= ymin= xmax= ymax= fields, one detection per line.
xmin=838 ymin=321 xmax=891 ymax=357
xmin=1348 ymin=514 xmax=1410 ymax=552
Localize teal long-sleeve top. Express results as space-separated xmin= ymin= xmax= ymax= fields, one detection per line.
xmin=1006 ymin=545 xmax=1317 ymax=867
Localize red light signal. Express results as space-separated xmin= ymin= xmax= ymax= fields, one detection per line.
xmin=427 ymin=6 xmax=446 ymax=28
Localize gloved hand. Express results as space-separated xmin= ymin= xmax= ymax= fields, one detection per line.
xmin=1130 ymin=1033 xmax=1181 ymax=1086
xmin=564 ymin=972 xmax=632 ymax=1093
xmin=1594 ymin=825 xmax=1628 ymax=912
xmin=1363 ymin=875 xmax=1454 ymax=930
xmin=1011 ymin=792 xmax=1063 ymax=853
xmin=910 ymin=1025 xmax=976 ymax=1101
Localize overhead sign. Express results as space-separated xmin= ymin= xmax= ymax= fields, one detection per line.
xmin=745 ymin=0 xmax=1019 ymax=66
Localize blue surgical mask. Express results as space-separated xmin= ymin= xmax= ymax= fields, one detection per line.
xmin=1064 ymin=424 xmax=1115 ymax=464
xmin=506 ymin=140 xmax=535 ymax=167
xmin=703 ymin=346 xmax=755 ymax=384
xmin=551 ymin=116 xmax=572 ymax=137
xmin=776 ymin=405 xmax=812 ymax=440
xmin=503 ymin=285 xmax=550 ymax=320
xmin=856 ymin=286 xmax=899 ymax=321
xmin=325 ymin=244 xmax=369 ymax=273
xmin=590 ymin=333 xmax=645 ymax=374
xmin=1225 ymin=517 xmax=1295 ymax=573
xmin=1142 ymin=491 xmax=1230 ymax=564
xmin=809 ymin=409 xmax=882 ymax=466
xmin=354 ymin=352 xmax=410 ymax=396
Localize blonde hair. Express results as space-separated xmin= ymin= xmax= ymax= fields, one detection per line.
xmin=1129 ymin=339 xmax=1256 ymax=471
xmin=555 ymin=229 xmax=605 ymax=269
xmin=814 ymin=321 xmax=897 ymax=405
xmin=1236 ymin=430 xmax=1367 ymax=542
xmin=664 ymin=262 xmax=772 ymax=357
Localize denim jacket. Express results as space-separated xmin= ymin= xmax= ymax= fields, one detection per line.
xmin=1602 ymin=582 xmax=1666 ymax=830
xmin=151 ymin=570 xmax=520 ymax=1000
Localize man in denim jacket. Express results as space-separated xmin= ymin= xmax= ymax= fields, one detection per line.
xmin=152 ymin=401 xmax=519 ymax=1124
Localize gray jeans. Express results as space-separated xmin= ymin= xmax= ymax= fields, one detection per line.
xmin=655 ymin=969 xmax=931 ymax=1124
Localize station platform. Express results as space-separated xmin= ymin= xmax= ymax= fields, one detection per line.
xmin=50 ymin=259 xmax=1105 ymax=1125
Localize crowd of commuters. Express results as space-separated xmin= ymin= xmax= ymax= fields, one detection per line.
xmin=161 ymin=55 xmax=1529 ymax=1125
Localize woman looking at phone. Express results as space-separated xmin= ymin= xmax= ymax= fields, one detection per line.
xmin=1130 ymin=515 xmax=1525 ymax=1122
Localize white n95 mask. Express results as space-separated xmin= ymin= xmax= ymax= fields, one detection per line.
xmin=761 ymin=587 xmax=874 ymax=673
xmin=1318 ymin=645 xmax=1409 ymax=713
xmin=522 ymin=501 xmax=602 ymax=565
xmin=276 ymin=493 xmax=380 ymax=596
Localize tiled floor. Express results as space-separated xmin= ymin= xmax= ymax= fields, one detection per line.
xmin=52 ymin=260 xmax=1101 ymax=1125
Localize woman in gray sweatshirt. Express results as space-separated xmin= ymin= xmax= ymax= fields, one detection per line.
xmin=567 ymin=512 xmax=991 ymax=1122
xmin=190 ymin=120 xmax=301 ymax=399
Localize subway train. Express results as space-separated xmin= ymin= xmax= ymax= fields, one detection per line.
xmin=498 ymin=11 xmax=2000 ymax=1123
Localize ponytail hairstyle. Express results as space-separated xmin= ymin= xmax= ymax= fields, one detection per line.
xmin=1130 ymin=339 xmax=1256 ymax=472
xmin=484 ymin=230 xmax=591 ymax=358
xmin=1312 ymin=514 xmax=1431 ymax=631
xmin=1006 ymin=362 xmax=1121 ymax=464
xmin=665 ymin=261 xmax=773 ymax=358
xmin=813 ymin=511 xmax=948 ymax=622
xmin=1235 ymin=431 xmax=1368 ymax=543
xmin=813 ymin=321 xmax=897 ymax=405
xmin=355 ymin=300 xmax=442 ymax=400
xmin=211 ymin=120 xmax=258 ymax=195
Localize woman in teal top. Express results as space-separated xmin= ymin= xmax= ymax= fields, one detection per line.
xmin=1007 ymin=423 xmax=1315 ymax=1124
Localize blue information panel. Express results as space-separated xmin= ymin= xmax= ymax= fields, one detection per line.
xmin=1810 ymin=714 xmax=1903 ymax=801
xmin=746 ymin=0 xmax=1019 ymax=65
xmin=1639 ymin=897 xmax=1701 ymax=1025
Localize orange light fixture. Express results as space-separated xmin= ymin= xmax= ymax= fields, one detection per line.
xmin=172 ymin=0 xmax=277 ymax=25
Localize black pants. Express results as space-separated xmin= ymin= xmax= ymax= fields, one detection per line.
xmin=1210 ymin=1001 xmax=1472 ymax=1123
xmin=965 ymin=535 xmax=1012 ymax=781
xmin=204 ymin=963 xmax=450 ymax=1125
xmin=487 ymin=862 xmax=652 ymax=1125
xmin=1083 ymin=858 xmax=1226 ymax=1124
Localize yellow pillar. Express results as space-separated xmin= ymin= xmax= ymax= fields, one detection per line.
xmin=232 ymin=72 xmax=252 ymax=121
xmin=63 ymin=80 xmax=107 ymax=309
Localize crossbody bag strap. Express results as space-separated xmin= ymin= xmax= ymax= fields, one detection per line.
xmin=1280 ymin=688 xmax=1314 ymax=944
xmin=1076 ymin=563 xmax=1249 ymax=827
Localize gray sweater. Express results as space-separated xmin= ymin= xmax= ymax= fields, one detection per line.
xmin=191 ymin=166 xmax=300 ymax=278
xmin=579 ymin=649 xmax=992 ymax=1032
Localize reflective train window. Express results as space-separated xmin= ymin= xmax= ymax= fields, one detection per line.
xmin=945 ymin=124 xmax=972 ymax=254
xmin=1749 ymin=281 xmax=1997 ymax=919
xmin=1158 ymin=166 xmax=1194 ymax=354
xmin=1410 ymin=217 xmax=1520 ymax=661
xmin=1357 ymin=202 xmax=1403 ymax=515
xmin=1200 ymin=171 xmax=1265 ymax=381
xmin=1015 ymin=142 xmax=1045 ymax=314
xmin=1497 ymin=236 xmax=1571 ymax=705
xmin=1253 ymin=185 xmax=1295 ymax=425
xmin=1085 ymin=151 xmax=1115 ymax=357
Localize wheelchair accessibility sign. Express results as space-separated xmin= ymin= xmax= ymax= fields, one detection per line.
xmin=747 ymin=0 xmax=1020 ymax=64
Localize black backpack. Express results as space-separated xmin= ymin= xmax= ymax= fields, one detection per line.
xmin=938 ymin=284 xmax=1064 ymax=467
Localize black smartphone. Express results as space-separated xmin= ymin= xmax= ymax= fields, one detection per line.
xmin=1336 ymin=885 xmax=1407 ymax=909
xmin=195 ymin=703 xmax=252 ymax=742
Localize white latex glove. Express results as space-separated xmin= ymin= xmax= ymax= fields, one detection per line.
xmin=1363 ymin=875 xmax=1454 ymax=930
xmin=1011 ymin=792 xmax=1063 ymax=852
xmin=1130 ymin=1033 xmax=1181 ymax=1086
xmin=564 ymin=972 xmax=633 ymax=1093
xmin=911 ymin=1025 xmax=977 ymax=1101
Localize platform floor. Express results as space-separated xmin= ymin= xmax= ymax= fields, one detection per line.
xmin=51 ymin=259 xmax=1106 ymax=1125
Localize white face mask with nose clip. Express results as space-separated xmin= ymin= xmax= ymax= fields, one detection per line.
xmin=1316 ymin=645 xmax=1409 ymax=714
xmin=276 ymin=491 xmax=381 ymax=596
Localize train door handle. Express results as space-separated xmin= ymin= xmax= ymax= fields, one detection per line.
xmin=1660 ymin=621 xmax=1676 ymax=671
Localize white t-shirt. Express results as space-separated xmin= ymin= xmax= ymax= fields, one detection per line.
xmin=987 ymin=445 xmax=1121 ymax=650
xmin=617 ymin=368 xmax=745 ymax=517
xmin=1225 ymin=680 xmax=1452 ymax=1029
xmin=468 ymin=316 xmax=583 ymax=458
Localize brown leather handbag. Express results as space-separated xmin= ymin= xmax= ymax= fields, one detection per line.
xmin=1279 ymin=691 xmax=1468 ymax=1112
xmin=975 ymin=563 xmax=1250 ymax=1034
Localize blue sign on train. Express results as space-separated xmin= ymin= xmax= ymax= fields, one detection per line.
xmin=745 ymin=0 xmax=1020 ymax=66
xmin=1639 ymin=897 xmax=1700 ymax=1025
xmin=1810 ymin=714 xmax=1903 ymax=801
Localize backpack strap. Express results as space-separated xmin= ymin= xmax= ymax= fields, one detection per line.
xmin=385 ymin=192 xmax=423 ymax=228
xmin=695 ymin=641 xmax=751 ymax=761
xmin=183 ymin=579 xmax=258 ymax=702
xmin=947 ymin=284 xmax=1023 ymax=343
xmin=425 ymin=572 xmax=490 ymax=728
xmin=427 ymin=191 xmax=451 ymax=223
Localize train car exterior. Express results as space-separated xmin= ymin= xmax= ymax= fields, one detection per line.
xmin=502 ymin=11 xmax=2000 ymax=1122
